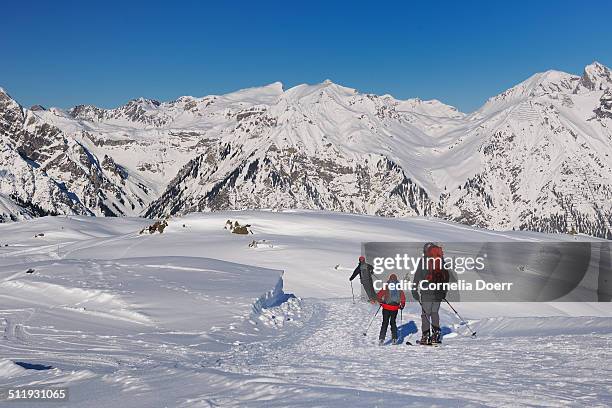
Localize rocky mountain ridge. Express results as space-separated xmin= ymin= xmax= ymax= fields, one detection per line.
xmin=1 ymin=62 xmax=611 ymax=238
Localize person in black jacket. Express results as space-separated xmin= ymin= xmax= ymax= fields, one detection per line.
xmin=349 ymin=256 xmax=377 ymax=302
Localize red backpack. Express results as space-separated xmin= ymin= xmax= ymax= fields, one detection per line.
xmin=425 ymin=245 xmax=449 ymax=283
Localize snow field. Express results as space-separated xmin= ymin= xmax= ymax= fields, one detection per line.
xmin=0 ymin=211 xmax=610 ymax=406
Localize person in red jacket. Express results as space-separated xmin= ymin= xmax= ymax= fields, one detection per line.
xmin=377 ymin=274 xmax=406 ymax=345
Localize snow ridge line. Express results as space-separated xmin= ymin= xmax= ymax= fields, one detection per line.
xmin=251 ymin=271 xmax=285 ymax=315
xmin=248 ymin=271 xmax=303 ymax=330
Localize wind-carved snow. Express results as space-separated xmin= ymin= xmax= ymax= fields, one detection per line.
xmin=0 ymin=211 xmax=610 ymax=406
xmin=1 ymin=63 xmax=612 ymax=238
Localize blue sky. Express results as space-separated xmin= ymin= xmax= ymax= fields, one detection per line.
xmin=2 ymin=0 xmax=611 ymax=113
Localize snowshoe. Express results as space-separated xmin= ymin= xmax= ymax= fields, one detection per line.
xmin=419 ymin=331 xmax=431 ymax=345
xmin=431 ymin=329 xmax=442 ymax=344
xmin=392 ymin=338 xmax=398 ymax=345
xmin=416 ymin=340 xmax=440 ymax=347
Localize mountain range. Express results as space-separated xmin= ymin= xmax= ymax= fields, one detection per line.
xmin=1 ymin=62 xmax=611 ymax=238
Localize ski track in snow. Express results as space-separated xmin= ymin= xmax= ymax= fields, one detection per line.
xmin=213 ymin=299 xmax=612 ymax=407
xmin=2 ymin=298 xmax=611 ymax=407
xmin=0 ymin=212 xmax=611 ymax=406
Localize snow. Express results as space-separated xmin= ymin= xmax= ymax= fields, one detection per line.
xmin=0 ymin=211 xmax=610 ymax=406
xmin=0 ymin=193 xmax=29 ymax=222
xmin=2 ymin=62 xmax=612 ymax=239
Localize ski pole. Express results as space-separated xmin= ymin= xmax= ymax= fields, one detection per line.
xmin=350 ymin=280 xmax=355 ymax=303
xmin=362 ymin=304 xmax=381 ymax=336
xmin=399 ymin=308 xmax=404 ymax=343
xmin=443 ymin=298 xmax=476 ymax=337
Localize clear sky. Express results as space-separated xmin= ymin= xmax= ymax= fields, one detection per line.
xmin=2 ymin=0 xmax=611 ymax=113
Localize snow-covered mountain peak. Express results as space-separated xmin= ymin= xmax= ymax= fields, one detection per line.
xmin=0 ymin=87 xmax=18 ymax=105
xmin=68 ymin=104 xmax=106 ymax=121
xmin=585 ymin=60 xmax=608 ymax=72
xmin=478 ymin=69 xmax=580 ymax=115
xmin=48 ymin=107 xmax=70 ymax=117
xmin=219 ymin=81 xmax=284 ymax=104
xmin=282 ymin=80 xmax=357 ymax=102
xmin=264 ymin=81 xmax=284 ymax=92
xmin=576 ymin=61 xmax=612 ymax=92
xmin=173 ymin=95 xmax=196 ymax=103
xmin=1 ymin=61 xmax=612 ymax=238
xmin=67 ymin=97 xmax=169 ymax=127
xmin=126 ymin=97 xmax=161 ymax=108
xmin=397 ymin=97 xmax=465 ymax=118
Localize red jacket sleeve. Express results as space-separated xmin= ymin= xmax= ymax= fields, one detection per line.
xmin=400 ymin=291 xmax=406 ymax=307
xmin=376 ymin=289 xmax=386 ymax=303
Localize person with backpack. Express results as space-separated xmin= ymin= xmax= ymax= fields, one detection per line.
xmin=411 ymin=243 xmax=449 ymax=345
xmin=349 ymin=256 xmax=377 ymax=302
xmin=376 ymin=274 xmax=406 ymax=345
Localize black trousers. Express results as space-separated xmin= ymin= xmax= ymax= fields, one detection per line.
xmin=379 ymin=309 xmax=398 ymax=340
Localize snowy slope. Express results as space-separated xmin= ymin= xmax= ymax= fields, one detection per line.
xmin=438 ymin=63 xmax=612 ymax=238
xmin=0 ymin=209 xmax=600 ymax=297
xmin=1 ymin=62 xmax=612 ymax=238
xmin=0 ymin=88 xmax=155 ymax=218
xmin=0 ymin=211 xmax=611 ymax=406
xmin=0 ymin=193 xmax=31 ymax=222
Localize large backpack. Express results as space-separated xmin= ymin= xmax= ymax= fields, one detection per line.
xmin=385 ymin=287 xmax=401 ymax=305
xmin=425 ymin=245 xmax=449 ymax=284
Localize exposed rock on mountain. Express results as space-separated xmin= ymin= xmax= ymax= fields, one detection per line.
xmin=1 ymin=62 xmax=611 ymax=238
